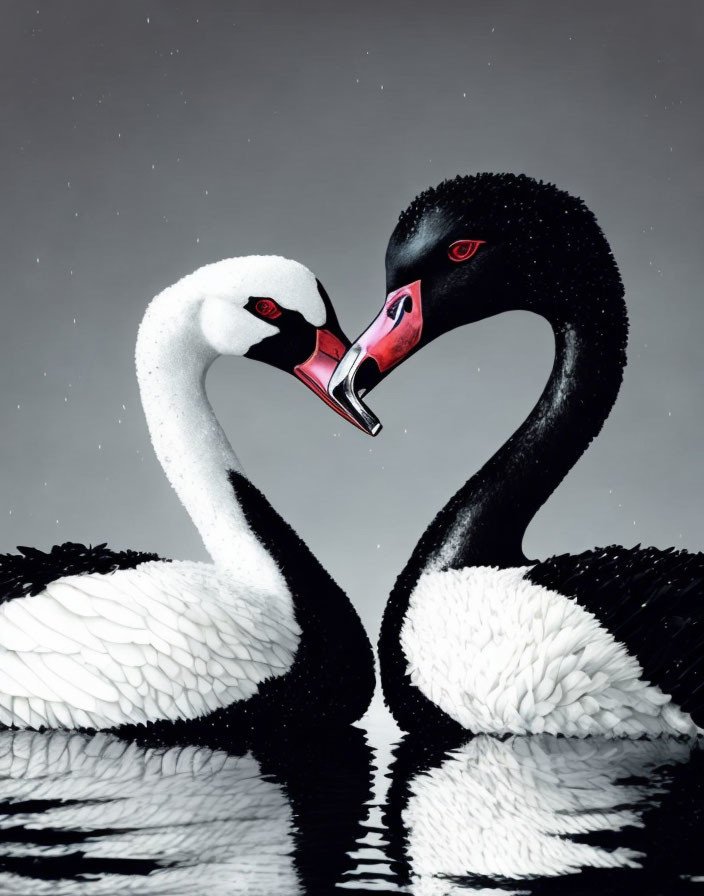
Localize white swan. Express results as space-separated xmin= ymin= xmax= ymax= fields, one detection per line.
xmin=0 ymin=256 xmax=375 ymax=731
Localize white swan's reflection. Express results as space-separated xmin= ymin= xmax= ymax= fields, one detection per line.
xmin=387 ymin=734 xmax=700 ymax=894
xmin=0 ymin=727 xmax=372 ymax=895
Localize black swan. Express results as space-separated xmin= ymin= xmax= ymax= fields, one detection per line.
xmin=0 ymin=255 xmax=375 ymax=731
xmin=330 ymin=174 xmax=704 ymax=738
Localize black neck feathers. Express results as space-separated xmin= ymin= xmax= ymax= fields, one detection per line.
xmin=404 ymin=286 xmax=629 ymax=577
xmin=227 ymin=471 xmax=375 ymax=724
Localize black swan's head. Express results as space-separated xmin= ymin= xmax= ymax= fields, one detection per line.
xmin=329 ymin=173 xmax=625 ymax=432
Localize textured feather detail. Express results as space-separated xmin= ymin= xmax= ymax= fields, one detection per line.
xmin=0 ymin=560 xmax=300 ymax=730
xmin=527 ymin=545 xmax=704 ymax=724
xmin=401 ymin=566 xmax=698 ymax=737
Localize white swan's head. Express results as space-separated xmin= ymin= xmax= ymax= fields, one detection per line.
xmin=197 ymin=256 xmax=326 ymax=357
xmin=141 ymin=255 xmax=374 ymax=431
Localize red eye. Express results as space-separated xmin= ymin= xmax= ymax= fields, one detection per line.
xmin=448 ymin=239 xmax=485 ymax=262
xmin=254 ymin=299 xmax=281 ymax=319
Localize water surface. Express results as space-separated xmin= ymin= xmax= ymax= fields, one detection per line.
xmin=0 ymin=703 xmax=702 ymax=894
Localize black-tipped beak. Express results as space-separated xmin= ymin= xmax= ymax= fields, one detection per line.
xmin=328 ymin=280 xmax=424 ymax=436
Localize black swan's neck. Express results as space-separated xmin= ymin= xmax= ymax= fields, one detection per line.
xmin=411 ymin=295 xmax=628 ymax=575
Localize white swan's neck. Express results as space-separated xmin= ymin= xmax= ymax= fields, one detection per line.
xmin=135 ymin=285 xmax=285 ymax=595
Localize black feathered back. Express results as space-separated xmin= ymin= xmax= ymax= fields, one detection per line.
xmin=0 ymin=543 xmax=163 ymax=604
xmin=527 ymin=545 xmax=704 ymax=724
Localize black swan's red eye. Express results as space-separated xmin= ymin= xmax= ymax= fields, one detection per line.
xmin=254 ymin=299 xmax=281 ymax=319
xmin=448 ymin=239 xmax=485 ymax=262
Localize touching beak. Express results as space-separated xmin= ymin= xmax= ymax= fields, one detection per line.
xmin=327 ymin=280 xmax=424 ymax=436
xmin=293 ymin=327 xmax=380 ymax=433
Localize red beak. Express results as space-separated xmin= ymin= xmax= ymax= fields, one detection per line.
xmin=327 ymin=281 xmax=424 ymax=435
xmin=294 ymin=328 xmax=375 ymax=432
xmin=349 ymin=280 xmax=424 ymax=374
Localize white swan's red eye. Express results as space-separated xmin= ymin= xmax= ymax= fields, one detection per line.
xmin=254 ymin=299 xmax=282 ymax=319
xmin=448 ymin=239 xmax=485 ymax=262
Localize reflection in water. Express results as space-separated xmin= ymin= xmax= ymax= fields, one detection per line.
xmin=382 ymin=733 xmax=704 ymax=895
xmin=0 ymin=719 xmax=702 ymax=895
xmin=0 ymin=726 xmax=372 ymax=895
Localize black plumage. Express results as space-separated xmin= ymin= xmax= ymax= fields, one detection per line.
xmin=226 ymin=470 xmax=376 ymax=727
xmin=0 ymin=542 xmax=162 ymax=605
xmin=527 ymin=545 xmax=704 ymax=721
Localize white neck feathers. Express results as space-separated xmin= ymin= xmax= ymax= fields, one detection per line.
xmin=135 ymin=273 xmax=285 ymax=596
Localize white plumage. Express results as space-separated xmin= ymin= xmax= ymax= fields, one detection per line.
xmin=0 ymin=562 xmax=300 ymax=730
xmin=134 ymin=256 xmax=320 ymax=584
xmin=401 ymin=566 xmax=698 ymax=738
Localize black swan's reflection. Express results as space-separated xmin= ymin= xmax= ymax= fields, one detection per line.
xmin=0 ymin=726 xmax=372 ymax=894
xmin=384 ymin=734 xmax=704 ymax=894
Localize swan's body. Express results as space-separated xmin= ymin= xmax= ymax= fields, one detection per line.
xmin=402 ymin=564 xmax=696 ymax=737
xmin=333 ymin=174 xmax=704 ymax=738
xmin=0 ymin=558 xmax=298 ymax=730
xmin=0 ymin=256 xmax=375 ymax=731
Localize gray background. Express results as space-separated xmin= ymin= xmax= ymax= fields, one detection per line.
xmin=1 ymin=0 xmax=702 ymax=640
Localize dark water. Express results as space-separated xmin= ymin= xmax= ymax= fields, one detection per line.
xmin=0 ymin=705 xmax=702 ymax=895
